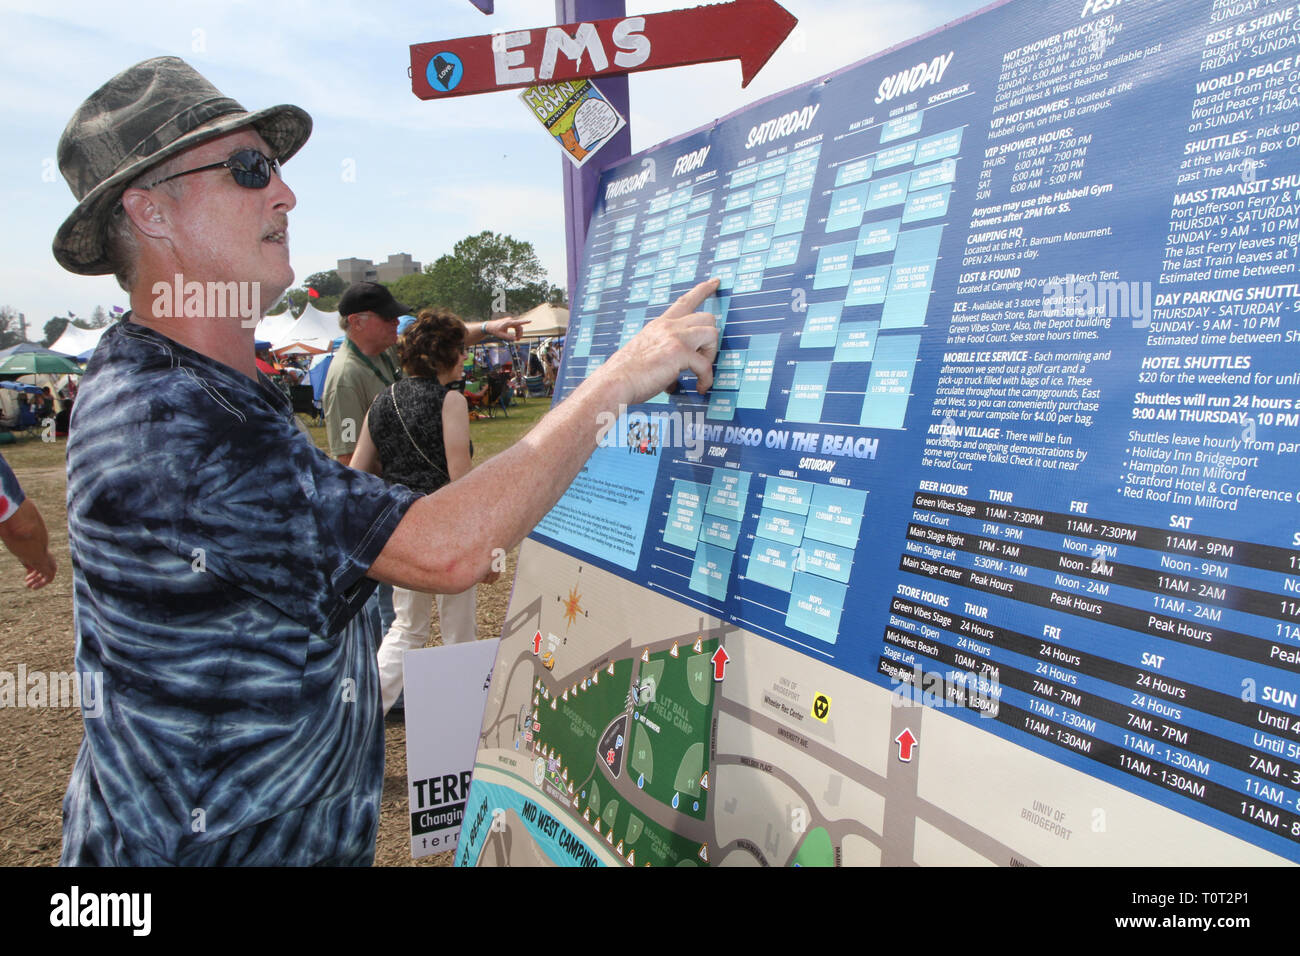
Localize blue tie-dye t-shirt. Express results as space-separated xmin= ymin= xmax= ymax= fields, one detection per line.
xmin=60 ymin=320 xmax=419 ymax=866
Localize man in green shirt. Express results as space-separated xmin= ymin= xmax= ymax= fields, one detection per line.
xmin=324 ymin=281 xmax=523 ymax=463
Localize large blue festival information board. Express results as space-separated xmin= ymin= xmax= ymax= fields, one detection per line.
xmin=456 ymin=0 xmax=1300 ymax=866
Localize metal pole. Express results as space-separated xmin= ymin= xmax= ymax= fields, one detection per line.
xmin=555 ymin=0 xmax=630 ymax=304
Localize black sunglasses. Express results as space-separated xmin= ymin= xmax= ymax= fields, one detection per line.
xmin=144 ymin=148 xmax=282 ymax=190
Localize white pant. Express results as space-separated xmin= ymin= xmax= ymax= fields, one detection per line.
xmin=377 ymin=585 xmax=477 ymax=714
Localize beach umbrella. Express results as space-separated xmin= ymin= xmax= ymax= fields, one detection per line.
xmin=0 ymin=344 xmax=84 ymax=377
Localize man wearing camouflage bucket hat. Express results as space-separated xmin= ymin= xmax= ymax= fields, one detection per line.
xmin=54 ymin=56 xmax=720 ymax=866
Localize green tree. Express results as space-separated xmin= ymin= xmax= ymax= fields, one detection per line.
xmin=42 ymin=317 xmax=69 ymax=348
xmin=418 ymin=232 xmax=555 ymax=321
xmin=304 ymin=270 xmax=344 ymax=297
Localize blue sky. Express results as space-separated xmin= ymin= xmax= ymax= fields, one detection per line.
xmin=1 ymin=0 xmax=993 ymax=338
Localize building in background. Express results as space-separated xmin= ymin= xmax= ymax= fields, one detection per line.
xmin=336 ymin=253 xmax=422 ymax=285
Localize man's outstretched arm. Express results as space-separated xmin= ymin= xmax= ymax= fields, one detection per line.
xmin=369 ymin=279 xmax=720 ymax=593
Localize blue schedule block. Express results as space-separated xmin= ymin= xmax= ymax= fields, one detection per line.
xmin=881 ymin=111 xmax=924 ymax=143
xmin=640 ymin=234 xmax=663 ymax=255
xmin=748 ymin=197 xmax=780 ymax=228
xmin=666 ymin=206 xmax=689 ymax=226
xmin=785 ymin=362 xmax=831 ymax=423
xmin=737 ymin=334 xmax=780 ymax=409
xmin=608 ymin=253 xmax=627 ymax=272
xmin=861 ymin=334 xmax=922 ymax=429
xmin=644 ymin=214 xmax=667 ymax=234
xmin=673 ymin=257 xmax=699 ymax=284
xmin=681 ymin=218 xmax=708 ymax=255
xmin=758 ymin=156 xmax=788 ymax=180
xmin=670 ymin=187 xmax=693 ymax=207
xmin=612 ymin=233 xmax=632 ymax=251
xmin=655 ymin=249 xmax=677 ymax=272
xmin=763 ymin=477 xmax=815 ymax=515
xmin=700 ymin=515 xmax=741 ymax=551
xmin=703 ymin=294 xmax=731 ymax=337
xmin=720 ymin=212 xmax=749 ymax=236
xmin=834 ymin=155 xmax=875 ymax=187
xmin=734 ymin=271 xmax=764 ymax=294
xmin=754 ymin=176 xmax=784 ymax=201
xmin=688 ymin=193 xmax=713 ymax=214
xmin=857 ymin=218 xmax=901 ymax=257
xmin=865 ymin=172 xmax=910 ymax=211
xmin=767 ymin=236 xmax=801 ymax=269
xmin=834 ymin=321 xmax=879 ymax=363
xmin=813 ymin=241 xmax=857 ymax=290
xmin=690 ymin=544 xmax=735 ymax=601
xmin=738 ymin=253 xmax=766 ymax=274
xmin=805 ymin=485 xmax=868 ymax=548
xmin=582 ymin=291 xmax=600 ymax=311
xmin=800 ymin=540 xmax=854 ymax=584
xmin=801 ymin=301 xmax=842 ymax=349
xmin=707 ymin=391 xmax=738 ymax=420
xmin=742 ymin=227 xmax=774 ymax=254
xmin=717 ymin=349 xmax=747 ymax=377
xmin=647 ymin=194 xmax=673 ymax=214
xmin=711 ymin=261 xmax=738 ymax=293
xmin=774 ymin=190 xmax=813 ymax=236
xmin=664 ymin=480 xmax=708 ymax=551
xmin=620 ymin=308 xmax=647 ymax=347
xmin=614 ymin=216 xmax=637 ymax=234
xmin=715 ymin=237 xmax=743 ymax=261
xmin=845 ymin=266 xmax=892 ymax=307
xmin=634 ymin=257 xmax=656 ymax=278
xmin=915 ymin=127 xmax=963 ymax=164
xmin=783 ymin=165 xmax=818 ymax=193
xmin=826 ymin=183 xmax=870 ymax=233
xmin=911 ymin=159 xmax=958 ymax=191
xmin=785 ymin=573 xmax=847 ymax=644
xmin=662 ymin=224 xmax=685 ymax=248
xmin=588 ymin=261 xmax=608 ymax=279
xmin=705 ymin=469 xmax=751 ymax=522
xmin=792 ymin=143 xmax=822 ymax=163
xmin=730 ymin=165 xmax=759 ymax=188
xmin=902 ymin=185 xmax=953 ymax=223
xmin=875 ymin=141 xmax=917 ymax=170
xmin=725 ymin=188 xmax=754 ymax=210
xmin=604 ymin=273 xmax=622 ymax=291
xmin=756 ymin=507 xmax=807 ymax=547
xmin=884 ymin=225 xmax=945 ymax=328
xmin=774 ymin=188 xmax=812 ymax=233
xmin=745 ymin=541 xmax=800 ymax=593
xmin=713 ymin=364 xmax=743 ymax=391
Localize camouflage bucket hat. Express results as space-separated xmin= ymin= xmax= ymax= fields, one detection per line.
xmin=53 ymin=56 xmax=312 ymax=276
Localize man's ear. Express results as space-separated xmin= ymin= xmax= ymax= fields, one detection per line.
xmin=120 ymin=188 xmax=170 ymax=240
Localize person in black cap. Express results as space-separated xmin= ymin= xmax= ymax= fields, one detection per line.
xmin=52 ymin=55 xmax=719 ymax=866
xmin=325 ymin=281 xmax=524 ymax=463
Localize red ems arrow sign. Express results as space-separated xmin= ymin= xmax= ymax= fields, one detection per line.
xmin=411 ymin=0 xmax=797 ymax=100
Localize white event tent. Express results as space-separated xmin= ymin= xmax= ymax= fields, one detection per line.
xmin=48 ymin=323 xmax=108 ymax=360
xmin=268 ymin=302 xmax=340 ymax=355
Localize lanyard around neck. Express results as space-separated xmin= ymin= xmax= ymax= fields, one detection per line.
xmin=347 ymin=339 xmax=398 ymax=385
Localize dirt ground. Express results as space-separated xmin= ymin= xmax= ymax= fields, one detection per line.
xmin=0 ymin=431 xmax=523 ymax=868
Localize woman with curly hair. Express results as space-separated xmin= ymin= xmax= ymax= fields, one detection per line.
xmin=352 ymin=309 xmax=495 ymax=715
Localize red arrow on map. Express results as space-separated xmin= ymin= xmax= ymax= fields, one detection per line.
xmin=533 ymin=631 xmax=543 ymax=655
xmin=895 ymin=729 xmax=918 ymax=762
xmin=411 ymin=0 xmax=797 ymax=100
xmin=711 ymin=647 xmax=730 ymax=681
